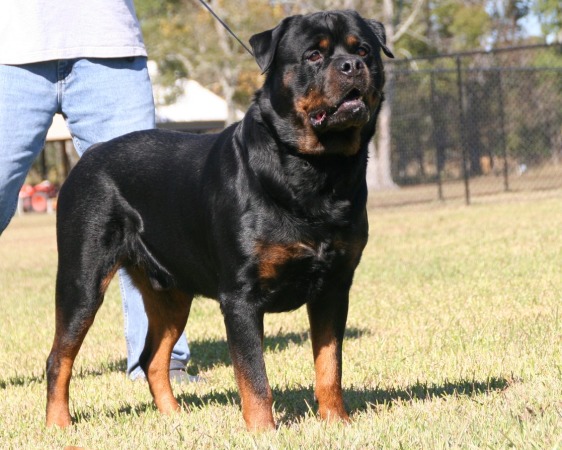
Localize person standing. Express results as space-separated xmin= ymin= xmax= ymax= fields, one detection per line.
xmin=0 ymin=0 xmax=194 ymax=382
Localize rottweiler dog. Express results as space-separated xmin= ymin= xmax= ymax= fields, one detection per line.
xmin=46 ymin=10 xmax=393 ymax=430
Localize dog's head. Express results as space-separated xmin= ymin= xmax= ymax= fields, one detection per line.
xmin=250 ymin=10 xmax=394 ymax=156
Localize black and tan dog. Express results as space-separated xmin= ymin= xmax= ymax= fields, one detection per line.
xmin=46 ymin=10 xmax=393 ymax=430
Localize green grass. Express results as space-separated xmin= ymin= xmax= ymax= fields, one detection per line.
xmin=1 ymin=193 xmax=561 ymax=449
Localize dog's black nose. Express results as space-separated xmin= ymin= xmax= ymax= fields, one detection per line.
xmin=339 ymin=57 xmax=365 ymax=76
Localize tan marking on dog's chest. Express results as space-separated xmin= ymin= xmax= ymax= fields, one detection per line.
xmin=255 ymin=241 xmax=315 ymax=280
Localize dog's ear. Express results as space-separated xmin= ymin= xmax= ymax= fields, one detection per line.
xmin=249 ymin=17 xmax=293 ymax=73
xmin=367 ymin=20 xmax=394 ymax=58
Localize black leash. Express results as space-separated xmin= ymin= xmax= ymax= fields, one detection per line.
xmin=197 ymin=0 xmax=254 ymax=57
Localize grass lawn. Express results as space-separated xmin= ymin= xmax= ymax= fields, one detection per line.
xmin=0 ymin=192 xmax=561 ymax=449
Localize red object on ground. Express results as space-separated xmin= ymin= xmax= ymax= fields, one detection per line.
xmin=18 ymin=181 xmax=58 ymax=213
xmin=31 ymin=192 xmax=49 ymax=213
xmin=19 ymin=184 xmax=35 ymax=197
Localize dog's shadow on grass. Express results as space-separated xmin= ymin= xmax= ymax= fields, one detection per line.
xmin=1 ymin=328 xmax=512 ymax=425
xmin=0 ymin=328 xmax=363 ymax=389
xmin=187 ymin=327 xmax=368 ymax=373
xmin=0 ymin=360 xmax=130 ymax=390
xmin=72 ymin=375 xmax=512 ymax=426
xmin=75 ymin=328 xmax=510 ymax=425
xmin=183 ymin=376 xmax=511 ymax=422
xmin=0 ymin=374 xmax=44 ymax=389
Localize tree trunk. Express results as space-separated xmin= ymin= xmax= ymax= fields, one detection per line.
xmin=219 ymin=69 xmax=238 ymax=126
xmin=213 ymin=3 xmax=239 ymax=126
xmin=367 ymin=0 xmax=397 ymax=190
xmin=366 ymin=0 xmax=426 ymax=190
xmin=367 ymin=100 xmax=398 ymax=190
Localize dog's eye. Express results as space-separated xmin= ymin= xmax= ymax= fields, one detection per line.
xmin=357 ymin=46 xmax=370 ymax=57
xmin=307 ymin=50 xmax=323 ymax=62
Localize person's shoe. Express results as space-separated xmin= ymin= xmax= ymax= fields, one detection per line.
xmin=169 ymin=368 xmax=205 ymax=384
xmin=168 ymin=359 xmax=205 ymax=383
xmin=131 ymin=359 xmax=205 ymax=383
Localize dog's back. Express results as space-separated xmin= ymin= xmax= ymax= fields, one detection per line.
xmin=57 ymin=129 xmax=232 ymax=297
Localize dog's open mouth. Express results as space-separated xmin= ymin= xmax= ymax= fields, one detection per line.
xmin=309 ymin=89 xmax=367 ymax=130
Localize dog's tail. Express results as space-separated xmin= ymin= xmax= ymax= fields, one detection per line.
xmin=115 ymin=196 xmax=176 ymax=292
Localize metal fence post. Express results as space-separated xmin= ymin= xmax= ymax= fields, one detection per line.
xmin=430 ymin=72 xmax=444 ymax=201
xmin=456 ymin=56 xmax=470 ymax=205
xmin=496 ymin=70 xmax=510 ymax=192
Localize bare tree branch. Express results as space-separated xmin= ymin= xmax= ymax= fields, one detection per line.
xmin=392 ymin=0 xmax=425 ymax=43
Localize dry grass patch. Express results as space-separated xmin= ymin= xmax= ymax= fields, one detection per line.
xmin=1 ymin=193 xmax=561 ymax=448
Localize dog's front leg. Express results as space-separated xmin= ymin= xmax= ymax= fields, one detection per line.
xmin=222 ymin=303 xmax=274 ymax=431
xmin=307 ymin=291 xmax=350 ymax=423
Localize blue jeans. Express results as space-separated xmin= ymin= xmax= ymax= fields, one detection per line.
xmin=0 ymin=58 xmax=190 ymax=379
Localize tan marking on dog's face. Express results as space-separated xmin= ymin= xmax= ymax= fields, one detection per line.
xmin=318 ymin=38 xmax=330 ymax=50
xmin=283 ymin=17 xmax=389 ymax=156
xmin=294 ymin=91 xmax=326 ymax=154
xmin=345 ymin=34 xmax=359 ymax=48
xmin=295 ymin=90 xmax=325 ymax=114
xmin=290 ymin=54 xmax=373 ymax=155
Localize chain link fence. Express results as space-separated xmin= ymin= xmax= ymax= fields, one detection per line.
xmin=370 ymin=44 xmax=562 ymax=207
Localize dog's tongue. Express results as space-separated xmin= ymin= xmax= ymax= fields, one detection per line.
xmin=310 ymin=110 xmax=327 ymax=127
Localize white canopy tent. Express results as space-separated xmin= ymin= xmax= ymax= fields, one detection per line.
xmin=154 ymin=79 xmax=243 ymax=125
xmin=46 ymin=113 xmax=71 ymax=142
xmin=46 ymin=73 xmax=241 ymax=141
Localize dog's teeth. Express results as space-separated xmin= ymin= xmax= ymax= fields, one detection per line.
xmin=311 ymin=110 xmax=327 ymax=126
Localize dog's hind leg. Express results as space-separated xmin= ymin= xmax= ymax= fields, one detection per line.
xmin=46 ymin=257 xmax=119 ymax=427
xmin=128 ymin=268 xmax=193 ymax=415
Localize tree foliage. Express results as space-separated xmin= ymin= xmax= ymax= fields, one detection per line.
xmin=533 ymin=0 xmax=562 ymax=42
xmin=135 ymin=0 xmax=550 ymax=111
xmin=135 ymin=0 xmax=431 ymax=111
xmin=133 ymin=1 xmax=558 ymax=192
xmin=136 ymin=0 xmax=289 ymax=112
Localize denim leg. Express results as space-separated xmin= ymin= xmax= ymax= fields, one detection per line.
xmin=119 ymin=270 xmax=191 ymax=379
xmin=61 ymin=57 xmax=190 ymax=377
xmin=0 ymin=63 xmax=58 ymax=233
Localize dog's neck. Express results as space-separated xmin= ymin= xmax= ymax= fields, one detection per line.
xmin=237 ymin=105 xmax=369 ymax=227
